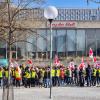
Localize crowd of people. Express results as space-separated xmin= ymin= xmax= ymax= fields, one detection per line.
xmin=0 ymin=63 xmax=100 ymax=88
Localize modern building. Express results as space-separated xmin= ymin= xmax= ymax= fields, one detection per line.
xmin=24 ymin=8 xmax=100 ymax=59
xmin=1 ymin=8 xmax=100 ymax=59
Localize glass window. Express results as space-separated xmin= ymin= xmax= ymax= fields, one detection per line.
xmin=27 ymin=36 xmax=34 ymax=52
xmin=47 ymin=30 xmax=56 ymax=51
xmin=67 ymin=30 xmax=76 ymax=56
xmin=86 ymin=39 xmax=96 ymax=56
xmin=77 ymin=30 xmax=85 ymax=51
xmin=86 ymin=29 xmax=96 ymax=39
xmin=67 ymin=30 xmax=76 ymax=51
xmin=97 ymin=40 xmax=100 ymax=56
xmin=86 ymin=29 xmax=96 ymax=56
xmin=96 ymin=29 xmax=100 ymax=40
xmin=57 ymin=30 xmax=66 ymax=52
xmin=32 ymin=36 xmax=37 ymax=52
xmin=96 ymin=29 xmax=100 ymax=56
xmin=37 ymin=30 xmax=47 ymax=52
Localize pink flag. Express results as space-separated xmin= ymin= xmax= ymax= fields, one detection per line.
xmin=89 ymin=48 xmax=93 ymax=58
xmin=54 ymin=55 xmax=60 ymax=66
xmin=69 ymin=61 xmax=74 ymax=70
xmin=95 ymin=61 xmax=100 ymax=68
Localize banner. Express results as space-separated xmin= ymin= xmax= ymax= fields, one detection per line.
xmin=79 ymin=57 xmax=85 ymax=70
xmin=69 ymin=61 xmax=74 ymax=70
xmin=27 ymin=59 xmax=33 ymax=65
xmin=89 ymin=48 xmax=93 ymax=58
xmin=54 ymin=55 xmax=60 ymax=66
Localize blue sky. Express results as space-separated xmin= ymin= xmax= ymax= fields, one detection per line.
xmin=13 ymin=0 xmax=100 ymax=8
xmin=44 ymin=0 xmax=100 ymax=8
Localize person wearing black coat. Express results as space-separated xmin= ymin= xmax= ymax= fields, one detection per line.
xmin=86 ymin=64 xmax=92 ymax=86
xmin=44 ymin=69 xmax=50 ymax=88
xmin=79 ymin=68 xmax=84 ymax=87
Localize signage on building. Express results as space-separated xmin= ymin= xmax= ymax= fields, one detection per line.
xmin=47 ymin=21 xmax=77 ymax=28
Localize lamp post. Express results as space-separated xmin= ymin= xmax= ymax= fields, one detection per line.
xmin=44 ymin=6 xmax=58 ymax=99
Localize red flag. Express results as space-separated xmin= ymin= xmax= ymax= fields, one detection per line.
xmin=79 ymin=57 xmax=85 ymax=70
xmin=27 ymin=59 xmax=33 ymax=64
xmin=93 ymin=57 xmax=97 ymax=63
xmin=54 ymin=55 xmax=60 ymax=66
xmin=89 ymin=48 xmax=93 ymax=58
xmin=93 ymin=57 xmax=97 ymax=68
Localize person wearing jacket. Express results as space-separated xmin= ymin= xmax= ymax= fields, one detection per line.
xmin=86 ymin=64 xmax=92 ymax=86
xmin=79 ymin=68 xmax=84 ymax=87
xmin=96 ymin=67 xmax=100 ymax=86
xmin=31 ymin=68 xmax=36 ymax=87
xmin=15 ymin=67 xmax=21 ymax=87
xmin=44 ymin=68 xmax=50 ymax=88
xmin=24 ymin=68 xmax=31 ymax=88
xmin=60 ymin=68 xmax=65 ymax=86
xmin=0 ymin=67 xmax=3 ymax=87
xmin=73 ymin=65 xmax=79 ymax=86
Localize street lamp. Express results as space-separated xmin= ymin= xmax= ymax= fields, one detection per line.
xmin=44 ymin=6 xmax=58 ymax=99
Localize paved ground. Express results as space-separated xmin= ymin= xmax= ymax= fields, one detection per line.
xmin=0 ymin=86 xmax=100 ymax=100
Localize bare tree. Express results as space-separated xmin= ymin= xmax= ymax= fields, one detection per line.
xmin=0 ymin=0 xmax=46 ymax=100
xmin=0 ymin=0 xmax=45 ymax=43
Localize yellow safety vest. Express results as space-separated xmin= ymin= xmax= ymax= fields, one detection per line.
xmin=51 ymin=69 xmax=55 ymax=77
xmin=31 ymin=71 xmax=36 ymax=78
xmin=42 ymin=70 xmax=45 ymax=77
xmin=15 ymin=71 xmax=21 ymax=78
xmin=5 ymin=71 xmax=8 ymax=78
xmin=0 ymin=71 xmax=2 ymax=78
xmin=25 ymin=72 xmax=31 ymax=78
xmin=56 ymin=69 xmax=60 ymax=77
xmin=93 ymin=69 xmax=96 ymax=76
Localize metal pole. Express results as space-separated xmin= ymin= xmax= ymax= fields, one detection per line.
xmin=16 ymin=34 xmax=18 ymax=60
xmin=6 ymin=41 xmax=8 ymax=59
xmin=49 ymin=19 xmax=53 ymax=99
xmin=16 ymin=42 xmax=18 ymax=60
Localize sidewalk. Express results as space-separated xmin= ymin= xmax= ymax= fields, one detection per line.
xmin=0 ymin=87 xmax=100 ymax=100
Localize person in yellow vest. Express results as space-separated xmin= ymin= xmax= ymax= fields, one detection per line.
xmin=0 ymin=67 xmax=3 ymax=87
xmin=31 ymin=68 xmax=36 ymax=87
xmin=92 ymin=67 xmax=97 ymax=86
xmin=11 ymin=67 xmax=15 ymax=86
xmin=51 ymin=67 xmax=56 ymax=86
xmin=38 ymin=69 xmax=44 ymax=88
xmin=42 ymin=68 xmax=45 ymax=87
xmin=24 ymin=68 xmax=31 ymax=88
xmin=4 ymin=68 xmax=9 ymax=87
xmin=96 ymin=67 xmax=100 ymax=86
xmin=55 ymin=67 xmax=60 ymax=86
xmin=15 ymin=67 xmax=21 ymax=87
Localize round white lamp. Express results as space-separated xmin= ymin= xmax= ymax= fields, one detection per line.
xmin=44 ymin=6 xmax=58 ymax=21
